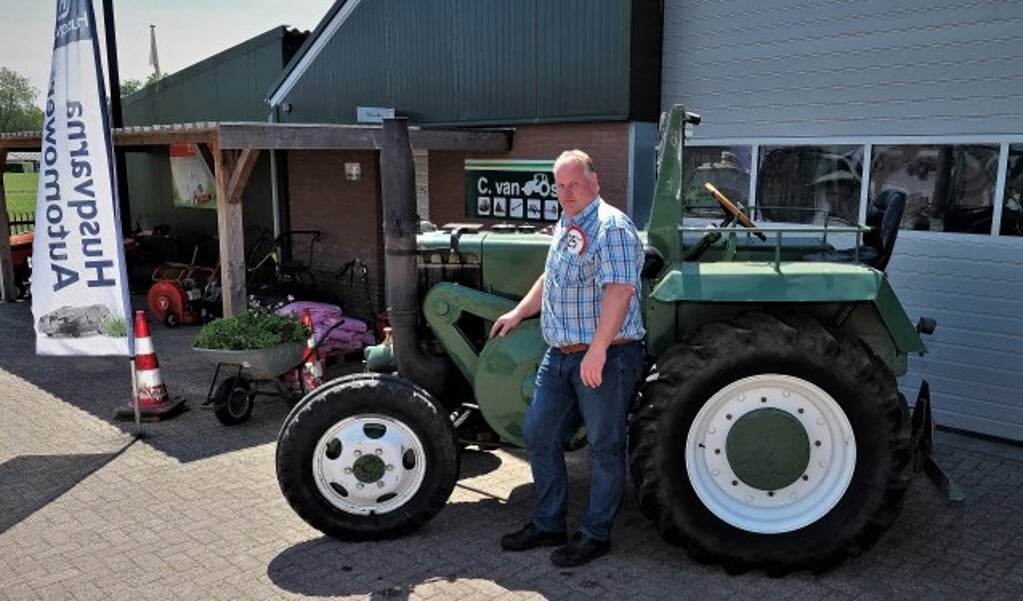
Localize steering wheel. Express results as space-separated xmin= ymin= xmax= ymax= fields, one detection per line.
xmin=704 ymin=183 xmax=767 ymax=241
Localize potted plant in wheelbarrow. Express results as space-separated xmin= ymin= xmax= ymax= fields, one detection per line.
xmin=193 ymin=310 xmax=310 ymax=425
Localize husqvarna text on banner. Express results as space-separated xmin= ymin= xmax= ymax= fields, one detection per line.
xmin=32 ymin=0 xmax=133 ymax=356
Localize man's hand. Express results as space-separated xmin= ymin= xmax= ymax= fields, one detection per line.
xmin=580 ymin=346 xmax=607 ymax=388
xmin=490 ymin=273 xmax=545 ymax=338
xmin=489 ymin=309 xmax=523 ymax=338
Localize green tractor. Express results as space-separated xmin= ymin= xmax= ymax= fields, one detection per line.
xmin=275 ymin=106 xmax=941 ymax=574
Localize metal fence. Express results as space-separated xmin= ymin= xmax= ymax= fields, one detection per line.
xmin=7 ymin=211 xmax=35 ymax=235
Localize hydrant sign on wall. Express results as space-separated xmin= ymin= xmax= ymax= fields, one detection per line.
xmin=31 ymin=0 xmax=133 ymax=357
xmin=464 ymin=160 xmax=560 ymax=222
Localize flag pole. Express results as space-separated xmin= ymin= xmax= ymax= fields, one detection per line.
xmin=149 ymin=25 xmax=162 ymax=79
xmin=100 ymin=0 xmax=140 ymax=436
xmin=100 ymin=0 xmax=132 ymax=237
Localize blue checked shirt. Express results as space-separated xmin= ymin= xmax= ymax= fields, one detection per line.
xmin=541 ymin=196 xmax=646 ymax=348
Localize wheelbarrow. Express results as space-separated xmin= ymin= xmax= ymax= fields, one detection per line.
xmin=195 ymin=342 xmax=308 ymax=425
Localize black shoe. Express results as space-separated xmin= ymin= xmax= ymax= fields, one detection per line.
xmin=550 ymin=532 xmax=610 ymax=567
xmin=500 ymin=522 xmax=567 ymax=551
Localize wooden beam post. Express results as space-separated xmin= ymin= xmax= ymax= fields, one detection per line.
xmin=0 ymin=150 xmax=18 ymax=301
xmin=214 ymin=148 xmax=247 ymax=316
xmin=226 ymin=149 xmax=259 ymax=204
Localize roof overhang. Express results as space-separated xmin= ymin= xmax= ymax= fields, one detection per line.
xmin=267 ymin=0 xmax=361 ymax=108
xmin=0 ymin=121 xmax=511 ymax=152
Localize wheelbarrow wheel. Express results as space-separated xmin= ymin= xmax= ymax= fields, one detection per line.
xmin=214 ymin=377 xmax=253 ymax=426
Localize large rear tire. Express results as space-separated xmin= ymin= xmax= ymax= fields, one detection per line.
xmin=276 ymin=373 xmax=459 ymax=540
xmin=629 ymin=312 xmax=911 ymax=574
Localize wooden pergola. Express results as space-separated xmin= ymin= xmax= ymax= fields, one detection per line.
xmin=0 ymin=121 xmax=510 ymax=315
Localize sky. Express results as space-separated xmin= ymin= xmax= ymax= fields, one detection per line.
xmin=0 ymin=0 xmax=336 ymax=107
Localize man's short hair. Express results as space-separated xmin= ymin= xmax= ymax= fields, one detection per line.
xmin=553 ymin=149 xmax=595 ymax=176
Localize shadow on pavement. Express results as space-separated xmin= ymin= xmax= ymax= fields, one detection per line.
xmin=0 ymin=298 xmax=362 ymax=464
xmin=0 ymin=443 xmax=135 ymax=533
xmin=457 ymin=448 xmax=503 ymax=479
xmin=265 ymin=484 xmax=593 ymax=600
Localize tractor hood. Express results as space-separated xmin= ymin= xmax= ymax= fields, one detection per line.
xmin=417 ymin=228 xmax=551 ymax=300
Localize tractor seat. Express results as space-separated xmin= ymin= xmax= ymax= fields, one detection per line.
xmin=803 ymin=189 xmax=907 ymax=272
xmin=642 ymin=245 xmax=665 ymax=279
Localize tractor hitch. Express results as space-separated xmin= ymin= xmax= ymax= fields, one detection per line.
xmin=911 ymin=380 xmax=965 ymax=501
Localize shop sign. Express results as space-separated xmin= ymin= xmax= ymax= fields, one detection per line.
xmin=464 ymin=159 xmax=560 ymax=222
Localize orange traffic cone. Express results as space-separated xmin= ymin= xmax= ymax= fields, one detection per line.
xmin=301 ymin=308 xmax=324 ymax=391
xmin=114 ymin=310 xmax=187 ymax=421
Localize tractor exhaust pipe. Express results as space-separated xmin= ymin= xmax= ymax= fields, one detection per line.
xmin=379 ymin=118 xmax=456 ymax=400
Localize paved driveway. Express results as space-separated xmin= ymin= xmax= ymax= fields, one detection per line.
xmin=0 ymin=299 xmax=1021 ymax=600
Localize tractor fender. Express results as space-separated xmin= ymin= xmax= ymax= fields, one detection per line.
xmin=650 ymin=262 xmax=926 ymax=357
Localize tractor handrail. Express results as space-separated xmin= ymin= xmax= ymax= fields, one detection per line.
xmin=679 ymin=222 xmax=870 ymax=269
xmin=679 ymin=223 xmax=868 ymax=234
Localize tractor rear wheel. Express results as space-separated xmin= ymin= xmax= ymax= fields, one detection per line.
xmin=629 ymin=312 xmax=912 ymax=574
xmin=276 ymin=373 xmax=459 ymax=540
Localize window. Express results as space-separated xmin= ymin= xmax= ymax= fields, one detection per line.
xmin=683 ymin=146 xmax=751 ymax=218
xmin=871 ymin=144 xmax=999 ymax=234
xmin=757 ymin=146 xmax=863 ymax=225
xmin=1002 ymin=145 xmax=1023 ymax=237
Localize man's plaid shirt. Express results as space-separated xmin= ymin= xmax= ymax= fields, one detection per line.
xmin=541 ymin=196 xmax=646 ymax=348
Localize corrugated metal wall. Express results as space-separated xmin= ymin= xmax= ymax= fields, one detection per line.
xmin=888 ymin=235 xmax=1023 ymax=442
xmin=663 ymin=0 xmax=1023 ymax=139
xmin=281 ymin=0 xmax=651 ymax=126
xmin=124 ymin=27 xmax=304 ymax=123
xmin=664 ymin=0 xmax=1023 ymax=441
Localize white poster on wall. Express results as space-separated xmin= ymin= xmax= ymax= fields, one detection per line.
xmin=170 ymin=143 xmax=216 ymax=209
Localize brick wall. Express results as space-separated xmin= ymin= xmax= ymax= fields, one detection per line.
xmin=428 ymin=122 xmax=632 ymax=226
xmin=283 ymin=122 xmax=632 ymax=324
xmin=286 ymin=149 xmax=385 ymax=324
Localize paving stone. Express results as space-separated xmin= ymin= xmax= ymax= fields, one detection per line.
xmin=1 ymin=298 xmax=1022 ymax=600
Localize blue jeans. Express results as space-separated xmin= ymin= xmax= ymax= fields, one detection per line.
xmin=523 ymin=341 xmax=645 ymax=541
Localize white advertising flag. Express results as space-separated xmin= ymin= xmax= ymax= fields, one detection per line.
xmin=32 ymin=0 xmax=133 ymax=356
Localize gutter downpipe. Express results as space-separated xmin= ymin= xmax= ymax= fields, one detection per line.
xmin=268 ymin=107 xmax=282 ymax=239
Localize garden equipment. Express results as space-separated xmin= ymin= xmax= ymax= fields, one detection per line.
xmin=197 ymin=341 xmax=308 ymax=426
xmin=195 ymin=305 xmax=363 ymax=425
xmin=10 ymin=231 xmax=33 ymax=299
xmin=146 ymin=240 xmax=221 ymax=327
xmin=245 ymin=229 xmax=324 ymax=309
xmin=275 ymin=108 xmax=948 ymax=575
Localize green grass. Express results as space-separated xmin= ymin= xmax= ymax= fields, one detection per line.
xmin=3 ymin=172 xmax=39 ymax=215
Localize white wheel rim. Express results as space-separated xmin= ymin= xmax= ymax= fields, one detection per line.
xmin=312 ymin=414 xmax=427 ymax=515
xmin=685 ymin=374 xmax=856 ymax=534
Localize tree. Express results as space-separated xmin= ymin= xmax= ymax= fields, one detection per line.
xmin=120 ymin=78 xmax=143 ymax=96
xmin=120 ymin=72 xmax=168 ymax=98
xmin=0 ymin=66 xmax=43 ymax=133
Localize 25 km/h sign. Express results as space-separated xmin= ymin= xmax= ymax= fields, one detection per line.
xmin=464 ymin=160 xmax=560 ymax=223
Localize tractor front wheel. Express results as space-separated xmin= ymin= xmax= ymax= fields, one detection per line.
xmin=629 ymin=312 xmax=911 ymax=574
xmin=276 ymin=373 xmax=459 ymax=540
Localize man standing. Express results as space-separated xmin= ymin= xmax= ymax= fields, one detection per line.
xmin=490 ymin=149 xmax=646 ymax=567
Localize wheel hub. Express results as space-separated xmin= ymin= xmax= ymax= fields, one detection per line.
xmin=352 ymin=454 xmax=386 ymax=483
xmin=686 ymin=374 xmax=856 ymax=534
xmin=726 ymin=408 xmax=810 ymax=491
xmin=312 ymin=415 xmax=427 ymax=515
